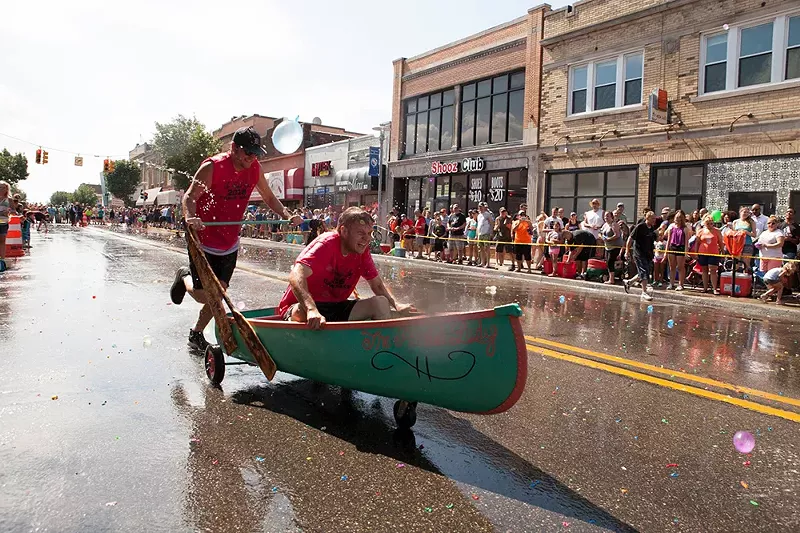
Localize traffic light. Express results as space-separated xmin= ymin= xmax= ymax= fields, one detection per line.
xmin=42 ymin=150 xmax=49 ymax=164
xmin=35 ymin=149 xmax=42 ymax=164
xmin=108 ymin=160 xmax=115 ymax=173
xmin=103 ymin=159 xmax=110 ymax=172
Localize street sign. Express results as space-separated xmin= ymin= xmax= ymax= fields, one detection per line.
xmin=74 ymin=156 xmax=83 ymax=167
xmin=648 ymin=89 xmax=670 ymax=125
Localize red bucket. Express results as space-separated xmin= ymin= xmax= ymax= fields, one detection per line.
xmin=557 ymin=260 xmax=577 ymax=279
xmin=543 ymin=259 xmax=554 ymax=275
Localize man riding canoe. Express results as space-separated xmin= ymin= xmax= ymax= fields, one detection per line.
xmin=171 ymin=126 xmax=300 ymax=350
xmin=278 ymin=207 xmax=414 ymax=329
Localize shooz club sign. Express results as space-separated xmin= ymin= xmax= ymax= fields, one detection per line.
xmin=431 ymin=157 xmax=484 ymax=175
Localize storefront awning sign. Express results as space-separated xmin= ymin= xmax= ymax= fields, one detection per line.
xmin=334 ymin=167 xmax=370 ymax=191
xmin=431 ymin=156 xmax=484 ymax=175
xmin=267 ymin=170 xmax=284 ymax=200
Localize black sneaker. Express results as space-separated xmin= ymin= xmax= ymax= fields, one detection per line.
xmin=188 ymin=329 xmax=210 ymax=351
xmin=171 ymin=267 xmax=190 ymax=305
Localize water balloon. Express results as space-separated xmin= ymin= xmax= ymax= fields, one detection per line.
xmin=237 ymin=301 xmax=246 ymax=310
xmin=559 ymin=295 xmax=566 ymax=304
xmin=647 ymin=305 xmax=654 ymax=313
xmin=142 ymin=335 xmax=152 ymax=348
xmin=711 ymin=210 xmax=723 ymax=223
xmin=272 ymin=117 xmax=303 ymax=155
xmin=667 ymin=319 xmax=675 ymax=328
xmin=733 ymin=431 xmax=755 ymax=454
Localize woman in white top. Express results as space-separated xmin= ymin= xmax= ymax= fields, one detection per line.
xmin=756 ymin=215 xmax=785 ymax=273
xmin=581 ymin=198 xmax=604 ymax=258
xmin=0 ymin=180 xmax=10 ymax=267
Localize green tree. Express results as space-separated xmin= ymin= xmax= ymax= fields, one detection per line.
xmin=152 ymin=115 xmax=221 ymax=191
xmin=50 ymin=191 xmax=73 ymax=205
xmin=73 ymin=184 xmax=98 ymax=206
xmin=104 ymin=159 xmax=141 ymax=207
xmin=0 ymin=148 xmax=30 ymax=184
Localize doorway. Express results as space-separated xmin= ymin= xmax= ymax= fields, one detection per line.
xmin=790 ymin=191 xmax=800 ymax=215
xmin=727 ymin=191 xmax=777 ymax=215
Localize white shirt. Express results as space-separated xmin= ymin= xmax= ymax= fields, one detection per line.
xmin=477 ymin=210 xmax=494 ymax=235
xmin=582 ymin=208 xmax=604 ymax=238
xmin=757 ymin=229 xmax=784 ymax=259
xmin=754 ymin=213 xmax=769 ymax=237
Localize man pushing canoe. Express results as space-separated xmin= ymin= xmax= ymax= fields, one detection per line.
xmin=278 ymin=207 xmax=415 ymax=329
xmin=171 ymin=126 xmax=299 ymax=350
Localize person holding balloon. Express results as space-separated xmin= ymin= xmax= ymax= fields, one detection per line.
xmin=170 ymin=126 xmax=302 ymax=351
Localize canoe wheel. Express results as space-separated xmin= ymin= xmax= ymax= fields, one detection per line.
xmin=205 ymin=345 xmax=225 ymax=385
xmin=393 ymin=400 xmax=418 ymax=429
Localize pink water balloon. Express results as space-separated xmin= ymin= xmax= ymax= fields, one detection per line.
xmin=733 ymin=431 xmax=755 ymax=454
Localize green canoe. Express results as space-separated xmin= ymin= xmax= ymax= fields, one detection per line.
xmin=210 ymin=303 xmax=527 ymax=420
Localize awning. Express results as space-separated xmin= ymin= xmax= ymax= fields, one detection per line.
xmin=141 ymin=187 xmax=162 ymax=206
xmin=334 ymin=167 xmax=370 ymax=192
xmin=249 ymin=168 xmax=304 ymax=202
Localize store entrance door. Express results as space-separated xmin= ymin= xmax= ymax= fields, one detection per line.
xmin=790 ymin=191 xmax=800 ymax=215
xmin=727 ymin=191 xmax=777 ymax=215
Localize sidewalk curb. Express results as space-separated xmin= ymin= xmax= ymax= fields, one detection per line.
xmin=95 ymin=226 xmax=800 ymax=321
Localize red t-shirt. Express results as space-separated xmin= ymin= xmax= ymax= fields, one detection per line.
xmin=277 ymin=232 xmax=379 ymax=316
xmin=400 ymin=219 xmax=414 ymax=237
xmin=415 ymin=215 xmax=426 ymax=236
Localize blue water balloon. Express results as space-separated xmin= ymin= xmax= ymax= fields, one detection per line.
xmin=647 ymin=305 xmax=654 ymax=313
xmin=667 ymin=319 xmax=675 ymax=328
xmin=559 ymin=295 xmax=566 ymax=304
xmin=272 ymin=117 xmax=303 ymax=155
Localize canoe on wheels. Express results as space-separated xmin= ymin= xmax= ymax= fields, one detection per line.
xmin=207 ymin=303 xmax=527 ymax=428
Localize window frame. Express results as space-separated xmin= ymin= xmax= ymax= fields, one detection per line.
xmin=402 ymin=88 xmax=455 ymax=157
xmin=459 ymin=70 xmax=525 ymax=148
xmin=698 ymin=11 xmax=800 ymax=95
xmin=545 ymin=167 xmax=638 ymax=217
xmin=567 ymin=51 xmax=644 ymax=116
xmin=649 ymin=164 xmax=706 ymax=214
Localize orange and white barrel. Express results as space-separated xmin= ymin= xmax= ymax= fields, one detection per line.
xmin=5 ymin=215 xmax=24 ymax=257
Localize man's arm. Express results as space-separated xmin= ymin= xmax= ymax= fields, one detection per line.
xmin=366 ymin=276 xmax=414 ymax=315
xmin=288 ymin=263 xmax=325 ymax=329
xmin=182 ymin=161 xmax=214 ymax=228
xmin=253 ymin=162 xmax=294 ymax=221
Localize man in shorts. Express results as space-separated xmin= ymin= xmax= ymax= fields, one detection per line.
xmin=447 ymin=204 xmax=467 ymax=264
xmin=494 ymin=207 xmax=513 ymax=270
xmin=170 ymin=126 xmax=300 ymax=350
xmin=280 ymin=207 xmax=414 ymax=329
xmin=623 ymin=211 xmax=657 ymax=301
xmin=564 ymin=228 xmax=596 ymax=279
xmin=476 ymin=202 xmax=494 ymax=268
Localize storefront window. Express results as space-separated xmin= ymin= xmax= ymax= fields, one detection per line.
xmin=468 ymin=173 xmax=486 ymax=211
xmin=460 ymin=70 xmax=525 ymax=148
xmin=451 ymin=175 xmax=468 ymax=213
xmin=487 ymin=172 xmax=506 ymax=215
xmin=407 ymin=177 xmax=422 ymax=216
xmin=434 ymin=176 xmax=451 ymax=213
xmin=547 ymin=168 xmax=637 ymax=216
xmin=506 ymin=169 xmax=526 ymax=214
xmin=421 ymin=176 xmax=435 ymax=212
xmin=651 ymin=165 xmax=704 ymax=214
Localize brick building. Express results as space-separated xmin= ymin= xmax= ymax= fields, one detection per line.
xmin=539 ymin=0 xmax=800 ymax=219
xmin=213 ymin=115 xmax=363 ymax=208
xmin=387 ymin=7 xmax=549 ymax=218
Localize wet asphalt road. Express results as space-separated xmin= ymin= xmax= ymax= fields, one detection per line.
xmin=0 ymin=226 xmax=798 ymax=533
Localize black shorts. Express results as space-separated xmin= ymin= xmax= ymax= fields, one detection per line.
xmin=576 ymin=247 xmax=592 ymax=262
xmin=496 ymin=241 xmax=512 ymax=253
xmin=433 ymin=238 xmax=445 ymax=252
xmin=697 ymin=254 xmax=720 ymax=267
xmin=189 ymin=249 xmax=238 ymax=290
xmin=515 ymin=243 xmax=532 ymax=261
xmin=667 ymin=243 xmax=686 ymax=253
xmin=283 ymin=300 xmax=358 ymax=323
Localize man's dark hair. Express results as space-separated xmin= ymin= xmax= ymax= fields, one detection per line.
xmin=338 ymin=207 xmax=373 ymax=229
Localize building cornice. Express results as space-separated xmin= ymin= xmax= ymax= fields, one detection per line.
xmin=402 ymin=38 xmax=527 ymax=83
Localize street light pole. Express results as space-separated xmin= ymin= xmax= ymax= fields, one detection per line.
xmin=373 ymin=123 xmax=390 ymax=225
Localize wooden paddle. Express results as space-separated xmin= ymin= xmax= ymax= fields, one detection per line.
xmin=185 ymin=226 xmax=277 ymax=381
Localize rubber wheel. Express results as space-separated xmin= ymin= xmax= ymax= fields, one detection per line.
xmin=601 ymin=273 xmax=609 ymax=283
xmin=393 ymin=400 xmax=418 ymax=429
xmin=205 ymin=345 xmax=225 ymax=385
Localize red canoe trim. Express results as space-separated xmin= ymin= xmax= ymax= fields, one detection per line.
xmin=245 ymin=308 xmax=499 ymax=330
xmin=480 ymin=317 xmax=527 ymax=415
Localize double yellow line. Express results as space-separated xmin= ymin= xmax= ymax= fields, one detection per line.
xmin=525 ymin=336 xmax=800 ymax=423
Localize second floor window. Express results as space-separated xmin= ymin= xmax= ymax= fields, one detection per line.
xmin=569 ymin=52 xmax=643 ymax=115
xmin=700 ymin=13 xmax=800 ymax=95
xmin=460 ymin=71 xmax=525 ymax=148
xmin=404 ymin=89 xmax=455 ymax=156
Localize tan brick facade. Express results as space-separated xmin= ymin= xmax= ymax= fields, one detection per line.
xmin=539 ymin=0 xmax=800 ymax=215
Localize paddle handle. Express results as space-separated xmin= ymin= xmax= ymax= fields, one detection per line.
xmin=202 ymin=219 xmax=295 ymax=226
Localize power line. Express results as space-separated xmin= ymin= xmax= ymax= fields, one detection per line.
xmin=0 ymin=131 xmax=129 ymax=159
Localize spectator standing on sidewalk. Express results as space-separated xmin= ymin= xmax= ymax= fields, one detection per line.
xmin=476 ymin=202 xmax=494 ymax=268
xmin=399 ymin=214 xmax=415 ymax=253
xmin=447 ymin=204 xmax=467 ymax=265
xmin=623 ymin=211 xmax=657 ymax=301
xmin=565 ymin=212 xmax=580 ymax=232
xmin=466 ymin=209 xmax=478 ymax=265
xmin=664 ymin=209 xmax=693 ymax=291
xmin=564 ymin=228 xmax=596 ymax=279
xmin=581 ymin=198 xmax=605 ymax=258
xmin=780 ymin=208 xmax=799 ymax=261
xmin=430 ymin=213 xmax=447 ymax=262
xmin=695 ymin=214 xmax=723 ymax=294
xmin=413 ymin=209 xmax=426 ymax=259
xmin=756 ymin=216 xmax=785 ymax=273
xmin=752 ymin=204 xmax=769 ymax=237
xmin=494 ymin=207 xmax=513 ymax=270
xmin=511 ymin=210 xmax=533 ymax=273
xmin=734 ymin=206 xmax=758 ymax=273
xmin=600 ymin=211 xmax=623 ymax=285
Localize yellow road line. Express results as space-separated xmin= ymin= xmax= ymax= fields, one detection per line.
xmin=526 ymin=344 xmax=800 ymax=423
xmin=526 ymin=336 xmax=800 ymax=409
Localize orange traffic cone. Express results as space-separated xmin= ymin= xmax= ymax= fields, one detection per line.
xmin=6 ymin=215 xmax=25 ymax=258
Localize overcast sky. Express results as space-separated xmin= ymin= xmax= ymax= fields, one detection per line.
xmin=1 ymin=0 xmax=567 ymax=202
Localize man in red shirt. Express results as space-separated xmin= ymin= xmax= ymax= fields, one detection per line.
xmin=413 ymin=209 xmax=426 ymax=259
xmin=279 ymin=207 xmax=414 ymax=329
xmin=170 ymin=126 xmax=299 ymax=350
